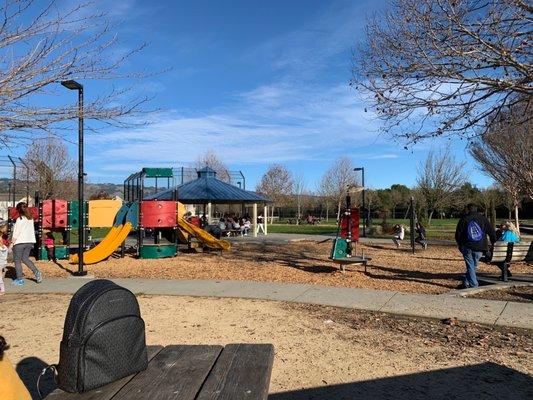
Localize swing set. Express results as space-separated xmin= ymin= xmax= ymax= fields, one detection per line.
xmin=329 ymin=185 xmax=371 ymax=273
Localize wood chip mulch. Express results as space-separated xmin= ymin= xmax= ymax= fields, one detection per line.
xmin=9 ymin=241 xmax=532 ymax=295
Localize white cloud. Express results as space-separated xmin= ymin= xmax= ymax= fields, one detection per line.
xmin=366 ymin=154 xmax=399 ymax=160
xmin=83 ymin=1 xmax=393 ymax=182
xmin=86 ymin=82 xmax=382 ymax=174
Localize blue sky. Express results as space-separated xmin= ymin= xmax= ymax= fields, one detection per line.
xmin=6 ymin=0 xmax=493 ymax=191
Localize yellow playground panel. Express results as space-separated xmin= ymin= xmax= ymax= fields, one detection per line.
xmin=88 ymin=199 xmax=123 ymax=228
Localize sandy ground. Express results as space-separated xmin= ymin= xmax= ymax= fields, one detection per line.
xmin=7 ymin=241 xmax=532 ymax=295
xmin=1 ymin=294 xmax=531 ymax=399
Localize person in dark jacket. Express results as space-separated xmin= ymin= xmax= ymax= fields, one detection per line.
xmin=455 ymin=204 xmax=496 ymax=288
xmin=414 ymin=222 xmax=427 ymax=249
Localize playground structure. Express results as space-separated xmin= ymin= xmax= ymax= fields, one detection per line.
xmin=5 ymin=166 xmax=266 ymax=265
xmin=71 ymin=167 xmax=231 ymax=264
xmin=8 ymin=198 xmax=122 ymax=261
xmin=330 ymin=185 xmax=371 ymax=273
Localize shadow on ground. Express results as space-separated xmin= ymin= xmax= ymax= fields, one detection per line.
xmin=269 ymin=362 xmax=532 ymax=400
xmin=17 ymin=356 xmax=56 ymax=399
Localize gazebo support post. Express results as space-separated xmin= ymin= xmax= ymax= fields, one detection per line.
xmin=253 ymin=203 xmax=258 ymax=238
xmin=264 ymin=205 xmax=268 ymax=235
xmin=207 ymin=202 xmax=212 ymax=224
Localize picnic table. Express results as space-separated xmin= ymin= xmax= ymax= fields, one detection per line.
xmin=46 ymin=343 xmax=274 ymax=400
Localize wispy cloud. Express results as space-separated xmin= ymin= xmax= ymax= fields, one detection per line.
xmin=244 ymin=1 xmax=368 ymax=77
xmin=86 ymin=83 xmax=382 ymax=173
xmin=366 ymin=154 xmax=399 ymax=160
xmin=84 ymin=1 xmax=391 ymax=183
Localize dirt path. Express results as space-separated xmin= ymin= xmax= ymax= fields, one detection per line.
xmin=1 ymin=294 xmax=531 ymax=399
xmin=9 ymin=242 xmax=532 ymax=295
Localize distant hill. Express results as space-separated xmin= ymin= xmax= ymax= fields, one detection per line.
xmin=0 ymin=178 xmax=124 ymax=201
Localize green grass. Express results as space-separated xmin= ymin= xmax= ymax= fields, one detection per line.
xmin=384 ymin=218 xmax=459 ymax=229
xmin=269 ymin=218 xmax=459 ymax=240
xmin=47 ymin=227 xmax=111 ymax=245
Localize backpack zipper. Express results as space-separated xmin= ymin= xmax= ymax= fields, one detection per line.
xmin=65 ymin=280 xmax=113 ymax=340
xmin=67 ymin=283 xmax=119 ymax=344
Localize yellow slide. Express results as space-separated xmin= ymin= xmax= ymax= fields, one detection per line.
xmin=177 ymin=217 xmax=231 ymax=250
xmin=71 ymin=202 xmax=136 ymax=265
xmin=71 ymin=222 xmax=133 ymax=264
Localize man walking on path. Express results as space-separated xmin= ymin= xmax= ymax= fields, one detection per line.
xmin=455 ymin=204 xmax=496 ymax=288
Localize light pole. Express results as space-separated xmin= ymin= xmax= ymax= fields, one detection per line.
xmin=61 ymin=80 xmax=86 ymax=276
xmin=354 ymin=167 xmax=366 ymax=237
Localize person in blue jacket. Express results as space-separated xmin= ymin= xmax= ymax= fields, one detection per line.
xmin=499 ymin=221 xmax=521 ymax=243
xmin=455 ymin=204 xmax=496 ymax=289
xmin=496 ymin=221 xmax=521 ymax=278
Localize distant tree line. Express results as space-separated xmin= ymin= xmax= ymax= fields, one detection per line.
xmin=255 ymin=150 xmax=533 ymax=227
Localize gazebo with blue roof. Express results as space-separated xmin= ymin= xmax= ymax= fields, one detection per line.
xmin=147 ymin=167 xmax=271 ymax=236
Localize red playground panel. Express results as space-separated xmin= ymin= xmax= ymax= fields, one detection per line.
xmin=42 ymin=199 xmax=68 ymax=228
xmin=339 ymin=207 xmax=360 ymax=241
xmin=8 ymin=206 xmax=39 ymax=221
xmin=140 ymin=201 xmax=177 ymax=228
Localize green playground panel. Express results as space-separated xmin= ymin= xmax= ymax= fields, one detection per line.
xmin=139 ymin=244 xmax=177 ymax=259
xmin=68 ymin=201 xmax=88 ymax=228
xmin=330 ymin=238 xmax=349 ymax=259
xmin=142 ymin=168 xmax=173 ymax=178
xmin=40 ymin=245 xmax=69 ymax=261
xmin=126 ymin=202 xmax=139 ymax=228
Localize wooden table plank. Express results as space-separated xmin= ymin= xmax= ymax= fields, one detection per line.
xmin=111 ymin=345 xmax=222 ymax=400
xmin=46 ymin=345 xmax=163 ymax=400
xmin=196 ymin=343 xmax=274 ymax=400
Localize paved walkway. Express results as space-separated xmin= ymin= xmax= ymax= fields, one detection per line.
xmin=5 ymin=278 xmax=531 ymax=330
xmin=227 ymin=233 xmax=456 ymax=246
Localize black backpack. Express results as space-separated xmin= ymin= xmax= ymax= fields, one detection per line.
xmin=57 ymin=279 xmax=148 ymax=393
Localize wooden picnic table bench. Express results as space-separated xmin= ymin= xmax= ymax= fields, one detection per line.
xmin=46 ymin=343 xmax=274 ymax=400
xmin=486 ymin=241 xmax=533 ymax=282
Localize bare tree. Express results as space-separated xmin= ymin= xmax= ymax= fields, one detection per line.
xmin=319 ymin=156 xmax=359 ymax=219
xmin=24 ymin=137 xmax=77 ymax=199
xmin=292 ymin=173 xmax=307 ymax=224
xmin=416 ymin=147 xmax=466 ymax=225
xmin=194 ymin=150 xmax=231 ymax=183
xmin=469 ymin=105 xmax=532 ymax=229
xmin=352 ymin=0 xmax=532 ymax=144
xmin=256 ymin=164 xmax=294 ymax=224
xmin=0 ymin=0 xmax=150 ymax=146
xmin=480 ymin=188 xmax=500 ymax=226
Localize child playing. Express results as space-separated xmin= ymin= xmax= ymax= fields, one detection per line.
xmin=415 ymin=222 xmax=428 ymax=249
xmin=392 ymin=224 xmax=405 ymax=248
xmin=0 ymin=221 xmax=9 ymax=295
xmin=44 ymin=232 xmax=57 ymax=262
xmin=0 ymin=335 xmax=32 ymax=399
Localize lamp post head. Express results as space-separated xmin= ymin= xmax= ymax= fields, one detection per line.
xmin=353 ymin=167 xmax=364 ymax=171
xmin=61 ymin=80 xmax=83 ymax=90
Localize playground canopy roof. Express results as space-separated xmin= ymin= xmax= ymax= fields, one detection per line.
xmin=145 ymin=167 xmax=270 ymax=204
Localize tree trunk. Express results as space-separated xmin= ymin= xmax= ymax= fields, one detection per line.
xmin=428 ymin=209 xmax=434 ymax=226
xmin=392 ymin=206 xmax=396 ymax=219
xmin=336 ymin=201 xmax=341 ymax=221
xmin=326 ymin=204 xmax=329 ymax=221
xmin=489 ymin=198 xmax=496 ymax=227
xmin=297 ymin=196 xmax=301 ymax=225
xmin=514 ymin=204 xmax=520 ymax=232
xmin=271 ymin=205 xmax=275 ymax=224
